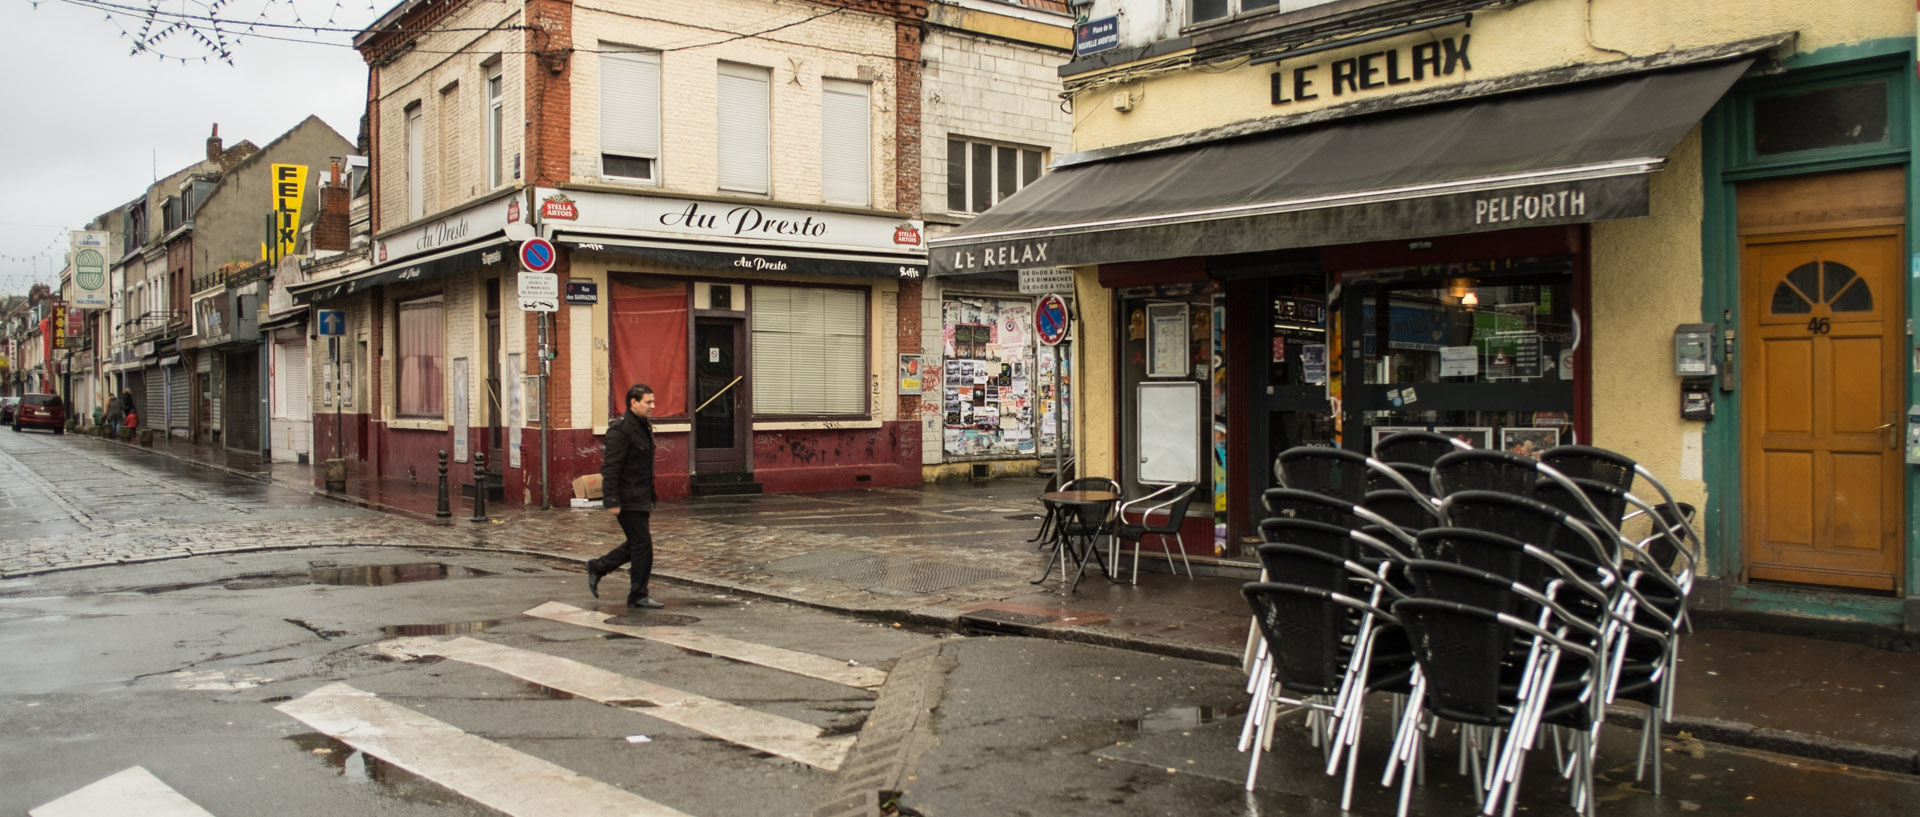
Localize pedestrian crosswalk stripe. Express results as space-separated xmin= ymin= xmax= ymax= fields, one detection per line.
xmin=278 ymin=683 xmax=695 ymax=817
xmin=29 ymin=766 xmax=216 ymax=817
xmin=525 ymin=601 xmax=888 ymax=689
xmin=379 ymin=636 xmax=855 ymax=771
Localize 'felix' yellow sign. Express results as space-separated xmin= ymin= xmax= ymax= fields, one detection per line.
xmin=271 ymin=164 xmax=309 ymax=258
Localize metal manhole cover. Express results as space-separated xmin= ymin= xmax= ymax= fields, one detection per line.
xmin=764 ymin=550 xmax=1011 ymax=594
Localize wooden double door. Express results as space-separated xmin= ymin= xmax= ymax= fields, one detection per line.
xmin=1739 ymin=169 xmax=1905 ymax=591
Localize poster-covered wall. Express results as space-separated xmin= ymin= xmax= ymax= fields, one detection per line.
xmin=941 ymin=297 xmax=1041 ymax=458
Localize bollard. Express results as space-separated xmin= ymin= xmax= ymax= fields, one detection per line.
xmin=436 ymin=450 xmax=452 ymax=518
xmin=470 ymin=451 xmax=490 ymax=522
xmin=323 ymin=458 xmax=347 ymax=493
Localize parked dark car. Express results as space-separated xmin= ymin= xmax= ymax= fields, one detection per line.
xmin=13 ymin=393 xmax=65 ymax=433
xmin=0 ymin=396 xmax=17 ymax=424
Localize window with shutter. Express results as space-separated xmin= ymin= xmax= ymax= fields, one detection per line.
xmin=751 ymin=286 xmax=867 ymax=416
xmin=405 ymin=105 xmax=425 ymax=221
xmin=600 ymin=50 xmax=661 ymax=182
xmin=821 ymin=79 xmax=870 ymax=206
xmin=717 ymin=62 xmax=771 ymax=194
xmin=276 ymin=342 xmax=310 ymax=421
xmin=485 ymin=60 xmax=505 ymax=188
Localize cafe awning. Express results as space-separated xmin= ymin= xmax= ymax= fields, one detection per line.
xmin=289 ymin=236 xmax=513 ymax=306
xmin=558 ymin=234 xmax=926 ymax=280
xmin=930 ymin=55 xmax=1756 ymax=276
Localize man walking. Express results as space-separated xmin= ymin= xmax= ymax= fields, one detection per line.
xmin=586 ymin=383 xmax=666 ymax=611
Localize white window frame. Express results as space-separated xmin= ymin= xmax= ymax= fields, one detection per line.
xmin=946 ymin=137 xmax=1047 ymax=216
xmin=751 ymin=286 xmax=868 ymax=417
xmin=717 ymin=62 xmax=771 ymax=195
xmin=405 ymin=104 xmax=425 ymax=221
xmin=821 ymin=79 xmax=871 ymax=207
xmin=485 ymin=60 xmax=505 ymax=189
xmin=599 ymin=49 xmax=661 ymax=184
xmin=1192 ymin=0 xmax=1339 ymax=26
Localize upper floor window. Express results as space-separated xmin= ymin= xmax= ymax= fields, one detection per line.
xmin=1753 ymin=79 xmax=1889 ymax=156
xmin=717 ymin=62 xmax=771 ymax=195
xmin=821 ymin=79 xmax=871 ymax=207
xmin=485 ymin=60 xmax=505 ymax=189
xmin=600 ymin=49 xmax=661 ymax=183
xmin=1195 ymin=0 xmax=1349 ymax=25
xmin=946 ymin=137 xmax=1044 ymax=215
xmin=405 ymin=103 xmax=425 ymax=221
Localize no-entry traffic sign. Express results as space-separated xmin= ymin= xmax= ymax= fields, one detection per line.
xmin=1036 ymin=293 xmax=1069 ymax=346
xmin=519 ymin=237 xmax=557 ymax=273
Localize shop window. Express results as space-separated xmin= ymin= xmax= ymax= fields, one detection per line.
xmin=1337 ymin=256 xmax=1578 ymax=458
xmin=1753 ymin=80 xmax=1888 ymax=156
xmin=396 ymin=295 xmax=444 ymax=418
xmin=609 ymin=278 xmax=689 ymax=419
xmin=946 ymin=137 xmax=1044 ymax=215
xmin=752 ymin=286 xmax=866 ymax=416
xmin=1118 ymin=284 xmax=1219 ymax=512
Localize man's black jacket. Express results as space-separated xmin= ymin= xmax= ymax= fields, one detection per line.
xmin=600 ymin=411 xmax=656 ymax=512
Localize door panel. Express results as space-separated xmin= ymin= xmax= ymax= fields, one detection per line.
xmin=693 ymin=319 xmax=749 ymax=473
xmin=1739 ymin=228 xmax=1902 ymax=591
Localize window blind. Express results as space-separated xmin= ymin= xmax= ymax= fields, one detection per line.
xmin=717 ymin=62 xmax=770 ymax=194
xmin=821 ymin=79 xmax=870 ymax=206
xmin=752 ymin=286 xmax=866 ymax=415
xmin=600 ymin=51 xmax=661 ymax=178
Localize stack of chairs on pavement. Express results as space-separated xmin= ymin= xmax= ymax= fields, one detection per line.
xmin=1240 ymin=439 xmax=1701 ymax=816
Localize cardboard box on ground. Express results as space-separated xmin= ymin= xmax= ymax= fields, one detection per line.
xmin=571 ymin=474 xmax=603 ymax=508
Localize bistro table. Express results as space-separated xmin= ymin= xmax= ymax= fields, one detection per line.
xmin=1031 ymin=490 xmax=1120 ymax=594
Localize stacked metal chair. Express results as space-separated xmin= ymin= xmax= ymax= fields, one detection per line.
xmin=1242 ymin=442 xmax=1701 ymax=816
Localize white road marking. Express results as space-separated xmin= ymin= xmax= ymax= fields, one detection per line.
xmin=30 ymin=766 xmax=215 ymax=817
xmin=525 ymin=601 xmax=887 ymax=689
xmin=379 ymin=636 xmax=854 ymax=771
xmin=277 ymin=683 xmax=694 ymax=817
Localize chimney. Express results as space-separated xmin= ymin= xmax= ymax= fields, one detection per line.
xmin=314 ymin=158 xmax=352 ymax=252
xmin=206 ymin=124 xmax=222 ymax=165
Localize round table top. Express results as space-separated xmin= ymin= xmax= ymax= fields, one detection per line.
xmin=1039 ymin=490 xmax=1120 ymax=503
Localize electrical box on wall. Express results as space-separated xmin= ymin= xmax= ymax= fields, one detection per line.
xmin=1906 ymin=404 xmax=1920 ymax=465
xmin=1674 ymin=323 xmax=1715 ymax=377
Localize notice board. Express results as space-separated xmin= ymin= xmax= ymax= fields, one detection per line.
xmin=1137 ymin=381 xmax=1200 ymax=484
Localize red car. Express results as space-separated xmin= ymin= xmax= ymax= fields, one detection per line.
xmin=13 ymin=393 xmax=65 ymax=434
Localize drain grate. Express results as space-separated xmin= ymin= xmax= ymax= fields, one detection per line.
xmin=764 ymin=550 xmax=1010 ymax=594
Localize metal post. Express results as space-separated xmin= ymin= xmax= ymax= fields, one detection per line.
xmin=332 ymin=336 xmax=341 ymax=460
xmin=539 ymin=311 xmax=551 ymax=511
xmin=1052 ymin=343 xmax=1063 ymax=487
xmin=436 ymin=449 xmax=451 ymax=518
xmin=471 ymin=451 xmax=490 ymax=522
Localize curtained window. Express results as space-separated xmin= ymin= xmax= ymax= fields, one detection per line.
xmin=397 ymin=295 xmax=444 ymax=418
xmin=609 ymin=278 xmax=689 ymax=420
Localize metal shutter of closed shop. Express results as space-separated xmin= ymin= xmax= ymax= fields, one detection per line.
xmin=225 ymin=349 xmax=260 ymax=452
xmin=168 ymin=366 xmax=189 ymax=433
xmin=716 ymin=62 xmax=770 ymax=194
xmin=143 ymin=367 xmax=165 ymax=430
xmin=277 ymin=341 xmax=310 ymax=421
xmin=821 ymin=80 xmax=870 ymax=207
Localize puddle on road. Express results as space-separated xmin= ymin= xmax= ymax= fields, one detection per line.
xmin=381 ymin=620 xmax=501 ymax=637
xmin=1121 ymin=705 xmax=1230 ymax=733
xmin=311 ymin=563 xmax=494 ymax=586
xmin=285 ymin=733 xmax=468 ymax=806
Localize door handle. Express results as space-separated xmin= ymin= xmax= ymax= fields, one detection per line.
xmin=1876 ymin=412 xmax=1897 ymax=450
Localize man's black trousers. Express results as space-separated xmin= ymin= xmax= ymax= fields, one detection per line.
xmin=592 ymin=510 xmax=653 ymax=605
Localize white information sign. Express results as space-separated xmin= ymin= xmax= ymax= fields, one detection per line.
xmin=518 ymin=272 xmax=559 ymax=299
xmin=1018 ymin=268 xmax=1075 ymax=295
xmin=1440 ymin=345 xmax=1480 ymax=377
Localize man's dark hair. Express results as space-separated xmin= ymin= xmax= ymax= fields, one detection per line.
xmin=625 ymin=384 xmax=654 ymax=404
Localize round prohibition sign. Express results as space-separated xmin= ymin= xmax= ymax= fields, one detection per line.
xmin=1035 ymin=293 xmax=1070 ymax=346
xmin=519 ymin=237 xmax=557 ymax=273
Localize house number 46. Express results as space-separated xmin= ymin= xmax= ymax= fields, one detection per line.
xmin=1806 ymin=317 xmax=1832 ymax=334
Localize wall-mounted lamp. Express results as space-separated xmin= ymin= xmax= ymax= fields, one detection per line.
xmin=1460 ymin=291 xmax=1478 ymax=307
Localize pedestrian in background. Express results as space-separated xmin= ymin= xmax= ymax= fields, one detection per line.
xmin=585 ymin=383 xmax=665 ymax=611
xmin=105 ymin=398 xmax=124 ymax=437
xmin=120 ymin=390 xmax=137 ymax=440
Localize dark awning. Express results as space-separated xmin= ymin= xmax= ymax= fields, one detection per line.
xmin=931 ymin=57 xmax=1754 ymax=276
xmin=558 ymin=234 xmax=926 ymax=280
xmin=289 ymin=236 xmax=512 ymax=305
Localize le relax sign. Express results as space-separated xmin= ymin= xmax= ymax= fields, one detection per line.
xmin=1270 ymin=34 xmax=1472 ymax=106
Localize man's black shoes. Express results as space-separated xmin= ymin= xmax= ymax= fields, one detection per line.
xmin=586 ymin=564 xmax=605 ymax=598
xmin=631 ymin=596 xmax=665 ymax=610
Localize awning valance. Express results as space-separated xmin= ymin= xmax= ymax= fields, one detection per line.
xmin=559 ymin=234 xmax=926 ymax=280
xmin=290 ymin=236 xmax=513 ymax=305
xmin=931 ymin=57 xmax=1754 ymax=276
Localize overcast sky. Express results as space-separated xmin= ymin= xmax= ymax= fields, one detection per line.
xmin=0 ymin=0 xmax=383 ymax=297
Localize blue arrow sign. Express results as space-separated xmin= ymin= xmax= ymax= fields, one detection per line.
xmin=317 ymin=309 xmax=346 ymax=336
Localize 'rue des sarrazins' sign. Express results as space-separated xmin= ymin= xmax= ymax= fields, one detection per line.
xmin=1271 ymin=34 xmax=1471 ymax=106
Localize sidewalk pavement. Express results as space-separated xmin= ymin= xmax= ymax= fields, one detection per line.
xmin=66 ymin=433 xmax=1920 ymax=776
